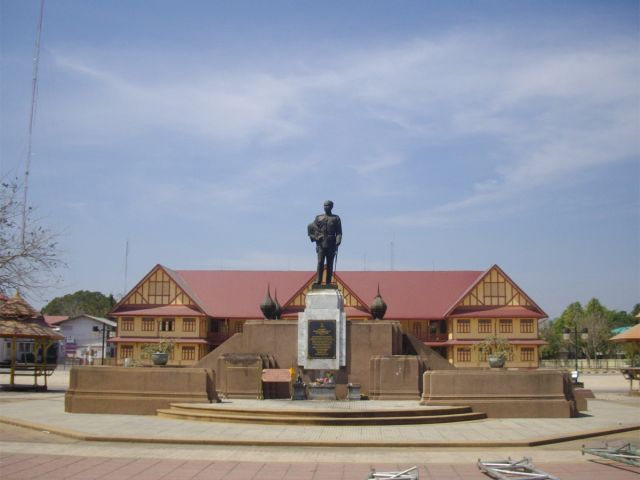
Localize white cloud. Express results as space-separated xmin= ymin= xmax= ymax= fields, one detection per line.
xmin=350 ymin=154 xmax=405 ymax=175
xmin=43 ymin=31 xmax=639 ymax=224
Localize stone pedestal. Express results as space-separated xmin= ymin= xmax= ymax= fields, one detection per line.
xmin=298 ymin=288 xmax=346 ymax=370
xmin=420 ymin=369 xmax=577 ymax=418
xmin=65 ymin=366 xmax=218 ymax=415
xmin=370 ymin=355 xmax=429 ymax=400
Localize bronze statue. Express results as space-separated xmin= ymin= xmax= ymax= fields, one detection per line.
xmin=308 ymin=200 xmax=342 ymax=285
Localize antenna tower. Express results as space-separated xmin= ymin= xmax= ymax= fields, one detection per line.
xmin=21 ymin=0 xmax=46 ymax=245
xmin=123 ymin=239 xmax=129 ymax=296
xmin=390 ymin=241 xmax=395 ymax=271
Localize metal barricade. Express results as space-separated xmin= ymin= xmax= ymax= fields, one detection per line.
xmin=477 ymin=457 xmax=559 ymax=480
xmin=366 ymin=466 xmax=418 ymax=479
xmin=582 ymin=442 xmax=640 ymax=467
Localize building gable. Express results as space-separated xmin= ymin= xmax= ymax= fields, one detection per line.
xmin=120 ymin=265 xmax=195 ymax=307
xmin=455 ymin=265 xmax=535 ymax=309
xmin=284 ymin=274 xmax=368 ymax=311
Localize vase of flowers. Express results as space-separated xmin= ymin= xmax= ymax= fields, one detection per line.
xmin=475 ymin=335 xmax=512 ymax=368
xmin=141 ymin=340 xmax=175 ymax=366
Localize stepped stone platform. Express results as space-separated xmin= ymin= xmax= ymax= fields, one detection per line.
xmin=156 ymin=400 xmax=486 ymax=425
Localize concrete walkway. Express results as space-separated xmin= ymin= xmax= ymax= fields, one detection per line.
xmin=0 ymin=370 xmax=639 ymax=479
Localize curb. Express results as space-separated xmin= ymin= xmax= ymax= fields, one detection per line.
xmin=0 ymin=415 xmax=638 ymax=448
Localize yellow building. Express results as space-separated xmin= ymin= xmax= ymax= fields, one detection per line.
xmin=109 ymin=264 xmax=546 ymax=368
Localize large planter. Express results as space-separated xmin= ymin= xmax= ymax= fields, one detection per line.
xmin=151 ymin=352 xmax=169 ymax=366
xmin=488 ymin=355 xmax=506 ymax=368
xmin=307 ymin=384 xmax=336 ymax=400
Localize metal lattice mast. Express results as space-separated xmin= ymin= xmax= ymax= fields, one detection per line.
xmin=21 ymin=0 xmax=46 ymax=245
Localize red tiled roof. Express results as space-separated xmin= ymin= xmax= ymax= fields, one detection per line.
xmin=112 ymin=305 xmax=205 ymax=317
xmin=174 ymin=270 xmax=484 ymax=320
xmin=175 ymin=270 xmax=314 ymax=319
xmin=449 ymin=306 xmax=545 ymax=319
xmin=44 ymin=315 xmax=69 ymax=326
xmin=112 ymin=266 xmax=545 ymax=322
xmin=336 ymin=270 xmax=485 ymax=319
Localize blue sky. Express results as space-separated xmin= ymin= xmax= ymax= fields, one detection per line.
xmin=1 ymin=1 xmax=638 ymax=318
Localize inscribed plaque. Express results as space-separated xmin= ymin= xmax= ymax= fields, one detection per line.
xmin=308 ymin=320 xmax=336 ymax=359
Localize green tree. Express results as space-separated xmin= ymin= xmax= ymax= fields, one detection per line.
xmin=610 ymin=310 xmax=634 ymax=329
xmin=580 ymin=298 xmax=614 ymax=363
xmin=42 ymin=290 xmax=115 ymax=317
xmin=539 ymin=320 xmax=562 ymax=359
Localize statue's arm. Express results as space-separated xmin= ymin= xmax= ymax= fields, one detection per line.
xmin=307 ymin=222 xmax=317 ymax=242
xmin=335 ymin=216 xmax=342 ymax=246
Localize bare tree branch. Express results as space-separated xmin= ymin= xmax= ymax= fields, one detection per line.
xmin=0 ymin=178 xmax=63 ymax=296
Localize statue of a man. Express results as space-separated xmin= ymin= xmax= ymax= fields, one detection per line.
xmin=308 ymin=200 xmax=342 ymax=285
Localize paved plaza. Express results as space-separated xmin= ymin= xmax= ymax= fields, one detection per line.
xmin=0 ymin=369 xmax=639 ymax=479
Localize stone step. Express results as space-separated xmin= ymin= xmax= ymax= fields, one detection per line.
xmin=168 ymin=403 xmax=476 ymax=417
xmin=156 ymin=404 xmax=487 ymax=425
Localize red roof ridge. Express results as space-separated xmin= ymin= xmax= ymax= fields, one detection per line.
xmin=162 ymin=266 xmax=207 ymax=314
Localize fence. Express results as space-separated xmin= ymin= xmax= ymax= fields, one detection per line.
xmin=540 ymin=358 xmax=630 ymax=370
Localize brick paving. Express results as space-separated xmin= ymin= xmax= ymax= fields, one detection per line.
xmin=2 ymin=453 xmax=640 ymax=479
xmin=1 ymin=371 xmax=639 ymax=479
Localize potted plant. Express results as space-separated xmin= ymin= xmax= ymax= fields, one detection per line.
xmin=140 ymin=340 xmax=175 ymax=366
xmin=475 ymin=335 xmax=512 ymax=368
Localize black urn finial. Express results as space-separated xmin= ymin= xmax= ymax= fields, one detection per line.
xmin=260 ymin=284 xmax=278 ymax=320
xmin=274 ymin=289 xmax=282 ymax=320
xmin=370 ymin=284 xmax=387 ymax=320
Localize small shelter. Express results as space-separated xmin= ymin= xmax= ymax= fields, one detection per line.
xmin=610 ymin=323 xmax=640 ymax=344
xmin=0 ymin=291 xmax=63 ymax=390
xmin=611 ymin=322 xmax=640 ymax=393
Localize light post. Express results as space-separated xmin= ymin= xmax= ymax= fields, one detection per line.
xmin=93 ymin=324 xmax=114 ymax=365
xmin=563 ymin=325 xmax=588 ymax=373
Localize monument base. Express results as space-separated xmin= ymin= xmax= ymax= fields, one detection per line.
xmin=420 ymin=369 xmax=577 ymax=418
xmin=65 ymin=366 xmax=218 ymax=415
xmin=298 ymin=288 xmax=346 ymax=370
xmin=370 ymin=355 xmax=429 ymax=400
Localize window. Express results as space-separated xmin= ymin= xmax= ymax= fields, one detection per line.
xmin=148 ymin=279 xmax=171 ymax=304
xmin=209 ymin=320 xmax=220 ymax=332
xmin=160 ymin=318 xmax=174 ymax=332
xmin=234 ymin=322 xmax=243 ymax=334
xmin=483 ymin=280 xmax=506 ymax=305
xmin=412 ymin=323 xmax=422 ymax=337
xmin=182 ymin=346 xmax=196 ymax=361
xmin=478 ymin=319 xmax=492 ymax=333
xmin=456 ymin=319 xmax=470 ymax=333
xmin=499 ymin=319 xmax=513 ymax=333
xmin=521 ymin=347 xmax=535 ymax=362
xmin=183 ymin=318 xmax=196 ymax=333
xmin=520 ymin=319 xmax=534 ymax=333
xmin=456 ymin=347 xmax=471 ymax=362
xmin=142 ymin=319 xmax=155 ymax=331
xmin=120 ymin=345 xmax=133 ymax=359
xmin=121 ymin=317 xmax=134 ymax=331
